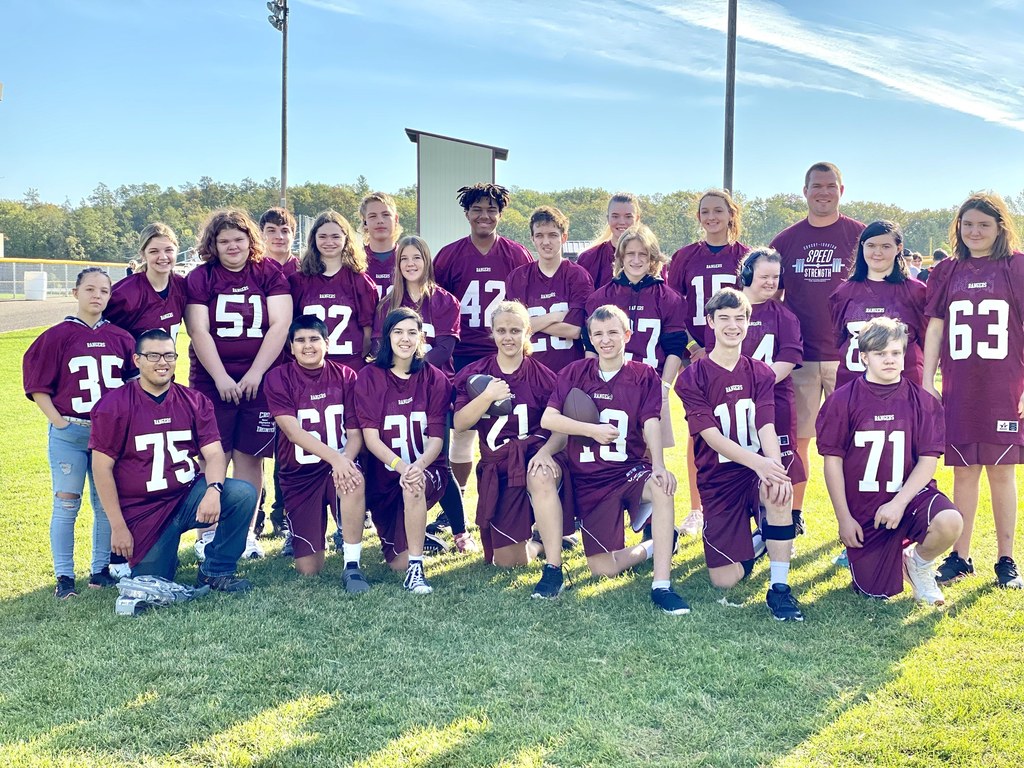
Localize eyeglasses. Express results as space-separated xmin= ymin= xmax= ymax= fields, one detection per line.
xmin=138 ymin=352 xmax=179 ymax=362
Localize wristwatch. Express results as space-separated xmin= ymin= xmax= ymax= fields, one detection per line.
xmin=208 ymin=482 xmax=224 ymax=493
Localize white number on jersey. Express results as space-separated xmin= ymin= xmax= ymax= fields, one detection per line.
xmin=751 ymin=332 xmax=776 ymax=365
xmin=68 ymin=355 xmax=124 ymax=413
xmin=303 ymin=304 xmax=354 ymax=356
xmin=382 ymin=411 xmax=429 ymax=468
xmin=528 ymin=302 xmax=573 ymax=352
xmin=461 ymin=280 xmax=505 ymax=329
xmin=215 ymin=294 xmax=264 ymax=339
xmin=622 ymin=318 xmax=661 ymax=368
xmin=712 ymin=398 xmax=760 ymax=462
xmin=578 ymin=408 xmax=629 ymax=463
xmin=486 ymin=402 xmax=529 ymax=452
xmin=294 ymin=404 xmax=347 ymax=464
xmin=690 ymin=274 xmax=736 ymax=326
xmin=854 ymin=429 xmax=906 ymax=492
xmin=948 ymin=298 xmax=1009 ymax=360
xmin=135 ymin=430 xmax=197 ymax=492
xmin=845 ymin=320 xmax=868 ymax=372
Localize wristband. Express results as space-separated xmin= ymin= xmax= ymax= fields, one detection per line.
xmin=207 ymin=482 xmax=224 ymax=493
xmin=388 ymin=456 xmax=402 ymax=471
xmin=686 ymin=340 xmax=701 ymax=352
xmin=661 ymin=380 xmax=672 ymax=390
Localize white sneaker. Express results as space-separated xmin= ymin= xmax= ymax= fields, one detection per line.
xmin=403 ymin=561 xmax=433 ymax=595
xmin=193 ymin=531 xmax=215 ymax=563
xmin=903 ymin=546 xmax=945 ymax=605
xmin=108 ymin=562 xmax=132 ymax=580
xmin=242 ymin=531 xmax=265 ymax=560
xmin=681 ymin=510 xmax=703 ymax=537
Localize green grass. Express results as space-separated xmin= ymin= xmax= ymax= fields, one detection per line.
xmin=1 ymin=326 xmax=1022 ymax=767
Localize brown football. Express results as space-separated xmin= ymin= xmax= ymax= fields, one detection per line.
xmin=563 ymin=387 xmax=600 ymax=424
xmin=467 ymin=374 xmax=513 ymax=417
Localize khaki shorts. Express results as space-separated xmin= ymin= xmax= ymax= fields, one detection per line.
xmin=791 ymin=361 xmax=839 ymax=439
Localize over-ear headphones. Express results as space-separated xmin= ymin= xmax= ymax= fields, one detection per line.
xmin=739 ymin=248 xmax=782 ymax=287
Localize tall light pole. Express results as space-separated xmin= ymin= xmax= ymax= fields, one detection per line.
xmin=723 ymin=0 xmax=737 ymax=193
xmin=267 ymin=0 xmax=288 ymax=208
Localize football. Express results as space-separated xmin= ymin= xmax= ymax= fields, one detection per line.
xmin=467 ymin=374 xmax=513 ymax=417
xmin=563 ymin=387 xmax=600 ymax=424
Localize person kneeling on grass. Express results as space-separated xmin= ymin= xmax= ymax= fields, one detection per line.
xmin=453 ymin=301 xmax=573 ymax=598
xmin=816 ymin=317 xmax=963 ymax=604
xmin=675 ymin=288 xmax=804 ymax=621
xmin=89 ymin=330 xmax=256 ymax=593
xmin=264 ymin=315 xmax=369 ymax=592
xmin=541 ymin=304 xmax=688 ymax=615
xmin=354 ymin=308 xmax=453 ymax=595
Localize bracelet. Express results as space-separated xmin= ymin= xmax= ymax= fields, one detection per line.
xmin=686 ymin=340 xmax=701 ymax=352
xmin=661 ymin=380 xmax=672 ymax=390
xmin=388 ymin=456 xmax=402 ymax=471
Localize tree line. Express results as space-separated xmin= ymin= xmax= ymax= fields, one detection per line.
xmin=2 ymin=176 xmax=1021 ymax=263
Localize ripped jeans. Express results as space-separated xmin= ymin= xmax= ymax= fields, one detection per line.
xmin=48 ymin=422 xmax=110 ymax=577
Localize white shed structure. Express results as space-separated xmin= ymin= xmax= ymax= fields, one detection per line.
xmin=405 ymin=128 xmax=510 ymax=251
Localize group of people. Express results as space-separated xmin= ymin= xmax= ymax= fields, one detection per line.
xmin=23 ymin=162 xmax=1024 ymax=622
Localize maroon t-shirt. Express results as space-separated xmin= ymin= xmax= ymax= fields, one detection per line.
xmin=816 ymin=377 xmax=945 ymax=525
xmin=506 ymin=259 xmax=593 ymax=370
xmin=771 ymin=215 xmax=865 ymax=361
xmin=185 ymin=259 xmax=290 ymax=386
xmin=371 ymin=288 xmax=461 ymax=379
xmin=577 ymin=240 xmax=616 ymax=291
xmin=547 ymin=358 xmax=661 ymax=485
xmin=89 ymin=381 xmax=220 ymax=565
xmin=924 ymin=253 xmax=1024 ymax=446
xmin=353 ymin=363 xmax=452 ymax=478
xmin=454 ymin=355 xmax=556 ymax=459
xmin=289 ymin=267 xmax=378 ymax=371
xmin=264 ymin=359 xmax=360 ymax=482
xmin=676 ymin=355 xmax=777 ymax=483
xmin=585 ymin=280 xmax=688 ymax=373
xmin=667 ymin=240 xmax=750 ymax=347
xmin=365 ymin=245 xmax=396 ymax=300
xmin=271 ymin=256 xmax=299 ymax=278
xmin=106 ymin=272 xmax=188 ymax=340
xmin=23 ymin=318 xmax=136 ymax=419
xmin=433 ymin=235 xmax=533 ymax=360
xmin=829 ymin=278 xmax=927 ymax=389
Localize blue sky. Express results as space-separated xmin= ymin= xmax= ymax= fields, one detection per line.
xmin=2 ymin=0 xmax=1023 ymax=210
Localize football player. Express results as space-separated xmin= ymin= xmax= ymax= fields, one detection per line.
xmin=360 ymin=191 xmax=403 ymax=300
xmin=577 ymin=192 xmax=642 ymax=291
xmin=260 ymin=207 xmax=299 ymax=276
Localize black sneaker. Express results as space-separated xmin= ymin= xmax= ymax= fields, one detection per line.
xmin=88 ymin=567 xmax=119 ymax=589
xmin=342 ymin=566 xmax=371 ymax=594
xmin=792 ymin=509 xmax=806 ymax=536
xmin=423 ymin=532 xmax=450 ymax=555
xmin=331 ymin=530 xmax=343 ymax=552
xmin=532 ymin=564 xmax=566 ymax=599
xmin=426 ymin=512 xmax=451 ymax=535
xmin=403 ymin=561 xmax=433 ymax=594
xmin=197 ymin=571 xmax=252 ymax=593
xmin=55 ymin=576 xmax=77 ymax=599
xmin=280 ymin=532 xmax=294 ymax=558
xmin=766 ymin=583 xmax=804 ymax=621
xmin=651 ymin=587 xmax=690 ymax=615
xmin=995 ymin=556 xmax=1024 ymax=589
xmin=936 ymin=550 xmax=974 ymax=584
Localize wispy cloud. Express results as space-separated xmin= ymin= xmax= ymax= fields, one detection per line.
xmin=296 ymin=0 xmax=361 ymax=16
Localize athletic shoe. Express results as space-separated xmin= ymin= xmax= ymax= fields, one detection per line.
xmin=193 ymin=530 xmax=215 ymax=563
xmin=423 ymin=532 xmax=450 ymax=555
xmin=197 ymin=571 xmax=252 ymax=593
xmin=792 ymin=508 xmax=806 ymax=536
xmin=935 ymin=550 xmax=974 ymax=584
xmin=766 ymin=583 xmax=804 ymax=621
xmin=108 ymin=562 xmax=132 ymax=580
xmin=680 ymin=510 xmax=703 ymax=537
xmin=832 ymin=549 xmax=850 ymax=568
xmin=342 ymin=566 xmax=371 ymax=594
xmin=241 ymin=531 xmax=265 ymax=560
xmin=54 ymin=576 xmax=77 ymax=600
xmin=995 ymin=556 xmax=1024 ymax=589
xmin=280 ymin=532 xmax=294 ymax=558
xmin=532 ymin=564 xmax=566 ymax=600
xmin=902 ymin=546 xmax=945 ymax=605
xmin=561 ymin=533 xmax=580 ymax=550
xmin=88 ymin=567 xmax=120 ymax=589
xmin=651 ymin=587 xmax=690 ymax=615
xmin=403 ymin=561 xmax=433 ymax=595
xmin=425 ymin=512 xmax=451 ymax=535
xmin=453 ymin=532 xmax=479 ymax=553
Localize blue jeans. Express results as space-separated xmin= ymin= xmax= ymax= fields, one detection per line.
xmin=48 ymin=422 xmax=110 ymax=577
xmin=132 ymin=477 xmax=257 ymax=581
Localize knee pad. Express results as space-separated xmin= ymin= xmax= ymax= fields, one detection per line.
xmin=761 ymin=521 xmax=796 ymax=541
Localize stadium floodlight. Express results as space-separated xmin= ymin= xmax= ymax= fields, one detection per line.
xmin=266 ymin=0 xmax=289 ymax=208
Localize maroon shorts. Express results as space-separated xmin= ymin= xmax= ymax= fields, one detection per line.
xmin=574 ymin=464 xmax=651 ymax=557
xmin=205 ymin=387 xmax=276 ymax=458
xmin=699 ymin=465 xmax=761 ymax=569
xmin=778 ymin=432 xmax=807 ymax=485
xmin=945 ymin=442 xmax=1024 ymax=467
xmin=281 ymin=469 xmax=340 ymax=559
xmin=848 ymin=487 xmax=958 ymax=599
xmin=369 ymin=466 xmax=447 ymax=563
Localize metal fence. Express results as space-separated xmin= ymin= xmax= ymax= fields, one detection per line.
xmin=0 ymin=258 xmax=129 ymax=299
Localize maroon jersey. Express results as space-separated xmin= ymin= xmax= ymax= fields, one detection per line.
xmin=185 ymin=259 xmax=290 ymax=384
xmin=585 ymin=279 xmax=688 ymax=373
xmin=816 ymin=377 xmax=945 ymax=525
xmin=89 ymin=381 xmax=220 ymax=566
xmin=23 ymin=318 xmax=136 ymax=419
xmin=272 ymin=256 xmax=299 ymax=278
xmin=289 ymin=268 xmax=378 ymax=370
xmin=924 ymin=253 xmax=1024 ymax=446
xmin=354 ymin=363 xmax=452 ymax=477
xmin=577 ymin=240 xmax=616 ymax=291
xmin=105 ymin=272 xmax=188 ymax=340
xmin=829 ymin=278 xmax=927 ymax=388
xmin=433 ymin=236 xmax=533 ymax=359
xmin=547 ymin=358 xmax=662 ymax=486
xmin=667 ymin=240 xmax=750 ymax=347
xmin=676 ymin=355 xmax=777 ymax=483
xmin=371 ymin=288 xmax=461 ymax=379
xmin=771 ymin=215 xmax=865 ymax=361
xmin=454 ymin=355 xmax=556 ymax=459
xmin=506 ymin=260 xmax=593 ymax=370
xmin=365 ymin=245 xmax=396 ymax=300
xmin=264 ymin=359 xmax=360 ymax=482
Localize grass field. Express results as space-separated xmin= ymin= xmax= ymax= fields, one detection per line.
xmin=1 ymin=325 xmax=1023 ymax=767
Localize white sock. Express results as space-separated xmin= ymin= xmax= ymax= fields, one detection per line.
xmin=769 ymin=561 xmax=790 ymax=585
xmin=408 ymin=555 xmax=423 ymax=566
xmin=343 ymin=542 xmax=362 ymax=567
xmin=642 ymin=539 xmax=655 ymax=560
xmin=911 ymin=547 xmax=933 ymax=567
xmin=652 ymin=579 xmax=671 ymax=591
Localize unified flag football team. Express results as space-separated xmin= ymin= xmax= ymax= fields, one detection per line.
xmin=23 ymin=162 xmax=1024 ymax=621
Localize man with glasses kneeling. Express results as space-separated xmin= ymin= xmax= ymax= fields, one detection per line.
xmin=89 ymin=329 xmax=256 ymax=592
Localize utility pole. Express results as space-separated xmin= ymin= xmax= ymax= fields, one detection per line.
xmin=723 ymin=0 xmax=737 ymax=193
xmin=267 ymin=0 xmax=288 ymax=208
